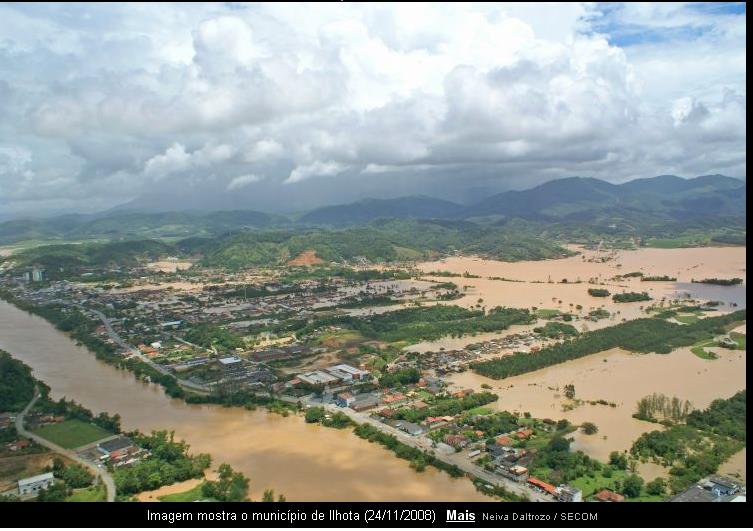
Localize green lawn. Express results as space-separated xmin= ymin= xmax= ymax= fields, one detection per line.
xmin=555 ymin=469 xmax=665 ymax=502
xmin=158 ymin=483 xmax=206 ymax=502
xmin=569 ymin=469 xmax=628 ymax=497
xmin=467 ymin=406 xmax=494 ymax=416
xmin=66 ymin=485 xmax=106 ymax=502
xmin=675 ymin=314 xmax=699 ymax=325
xmin=413 ymin=389 xmax=434 ymax=401
xmin=689 ymin=338 xmax=719 ymax=360
xmin=730 ymin=332 xmax=746 ymax=350
xmin=536 ymin=309 xmax=560 ymax=319
xmin=644 ymin=236 xmax=708 ymax=249
xmin=33 ymin=419 xmax=112 ymax=449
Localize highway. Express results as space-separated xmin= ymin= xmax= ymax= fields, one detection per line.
xmin=16 ymin=390 xmax=117 ymax=502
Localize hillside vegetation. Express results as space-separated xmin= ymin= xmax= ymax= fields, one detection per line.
xmin=196 ymin=220 xmax=571 ymax=269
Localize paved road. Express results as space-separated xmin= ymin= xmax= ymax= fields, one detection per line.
xmin=307 ymin=399 xmax=550 ymax=502
xmin=16 ymin=390 xmax=116 ymax=502
xmin=90 ymin=309 xmax=209 ymax=393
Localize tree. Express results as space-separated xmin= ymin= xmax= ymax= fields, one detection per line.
xmin=37 ymin=482 xmax=70 ymax=502
xmin=51 ymin=457 xmax=66 ymax=476
xmin=547 ymin=436 xmax=571 ymax=453
xmin=61 ymin=464 xmax=94 ymax=488
xmin=581 ymin=422 xmax=598 ymax=435
xmin=621 ymin=474 xmax=644 ymax=498
xmin=609 ymin=451 xmax=628 ymax=470
xmin=564 ymin=384 xmax=576 ymax=400
xmin=646 ymin=477 xmax=666 ymax=496
xmin=201 ymin=464 xmax=249 ymax=502
xmin=304 ymin=407 xmax=326 ymax=424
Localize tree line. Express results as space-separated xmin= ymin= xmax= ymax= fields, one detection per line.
xmin=472 ymin=310 xmax=746 ymax=379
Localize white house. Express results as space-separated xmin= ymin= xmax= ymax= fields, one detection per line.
xmin=18 ymin=472 xmax=55 ymax=496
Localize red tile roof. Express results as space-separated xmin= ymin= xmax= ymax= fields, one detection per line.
xmin=527 ymin=477 xmax=557 ymax=495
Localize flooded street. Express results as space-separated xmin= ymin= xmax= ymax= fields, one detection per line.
xmin=0 ymin=299 xmax=485 ymax=501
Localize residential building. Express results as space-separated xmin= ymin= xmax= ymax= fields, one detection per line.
xmin=0 ymin=412 xmax=15 ymax=429
xmin=527 ymin=477 xmax=557 ymax=496
xmin=18 ymin=472 xmax=55 ymax=496
xmin=395 ymin=421 xmax=426 ymax=436
xmin=444 ymin=434 xmax=470 ymax=449
xmin=350 ymin=394 xmax=380 ymax=412
xmin=217 ymin=356 xmax=243 ymax=370
xmin=594 ymin=489 xmax=625 ymax=502
xmin=335 ymin=392 xmax=355 ymax=407
xmin=497 ymin=464 xmax=529 ymax=483
xmin=557 ymin=484 xmax=583 ymax=502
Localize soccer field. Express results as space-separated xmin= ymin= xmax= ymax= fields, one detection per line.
xmin=33 ymin=419 xmax=112 ymax=449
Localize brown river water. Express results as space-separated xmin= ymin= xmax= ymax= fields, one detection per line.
xmin=0 ymin=299 xmax=485 ymax=501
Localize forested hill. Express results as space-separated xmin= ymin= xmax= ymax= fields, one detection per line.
xmin=0 ymin=174 xmax=744 ymax=245
xmin=468 ymin=174 xmax=745 ymax=222
xmin=1 ymin=219 xmax=571 ymax=274
xmin=0 ymin=209 xmax=285 ymax=245
xmin=298 ymin=196 xmax=465 ymax=225
xmin=196 ymin=219 xmax=573 ymax=269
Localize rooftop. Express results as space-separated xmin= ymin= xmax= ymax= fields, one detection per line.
xmin=98 ymin=436 xmax=134 ymax=453
xmin=18 ymin=472 xmax=54 ymax=487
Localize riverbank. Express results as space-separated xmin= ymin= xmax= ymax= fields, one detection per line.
xmin=0 ymin=298 xmax=488 ymax=501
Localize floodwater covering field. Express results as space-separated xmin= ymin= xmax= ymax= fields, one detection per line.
xmin=447 ymin=345 xmax=746 ymax=465
xmin=420 ymin=246 xmax=746 ymax=478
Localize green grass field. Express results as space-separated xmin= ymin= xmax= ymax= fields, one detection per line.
xmin=66 ymin=485 xmax=106 ymax=502
xmin=690 ymin=338 xmax=718 ymax=360
xmin=536 ymin=309 xmax=560 ymax=319
xmin=33 ymin=419 xmax=112 ymax=449
xmin=158 ymin=483 xmax=206 ymax=502
xmin=466 ymin=406 xmax=494 ymax=416
xmin=675 ymin=314 xmax=699 ymax=325
xmin=730 ymin=332 xmax=746 ymax=350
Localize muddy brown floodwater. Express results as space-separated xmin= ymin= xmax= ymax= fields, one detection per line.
xmin=418 ymin=246 xmax=746 ymax=326
xmin=0 ymin=300 xmax=485 ymax=501
xmin=417 ymin=246 xmax=746 ymax=478
xmin=447 ymin=346 xmax=746 ymax=476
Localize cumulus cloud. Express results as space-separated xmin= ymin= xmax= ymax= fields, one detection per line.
xmin=0 ymin=3 xmax=746 ymax=217
xmin=286 ymin=160 xmax=348 ymax=184
xmin=227 ymin=173 xmax=263 ymax=190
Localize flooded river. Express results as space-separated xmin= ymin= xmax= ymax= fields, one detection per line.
xmin=0 ymin=299 xmax=485 ymax=501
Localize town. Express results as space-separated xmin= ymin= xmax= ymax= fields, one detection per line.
xmin=0 ymin=241 xmax=746 ymax=504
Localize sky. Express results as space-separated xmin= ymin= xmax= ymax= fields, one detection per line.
xmin=0 ymin=2 xmax=746 ymax=218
